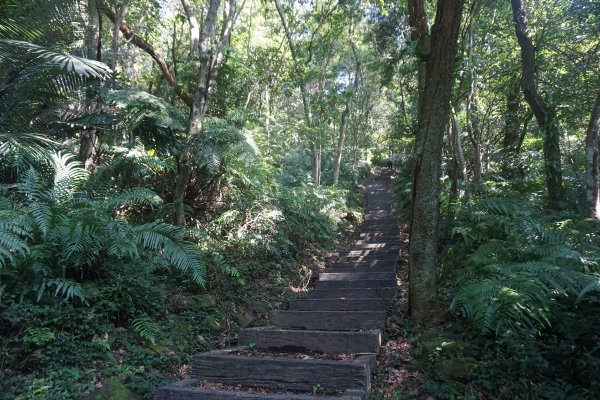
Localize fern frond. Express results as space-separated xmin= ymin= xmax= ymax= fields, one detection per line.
xmin=131 ymin=315 xmax=160 ymax=344
xmin=133 ymin=222 xmax=204 ymax=285
xmin=46 ymin=278 xmax=86 ymax=303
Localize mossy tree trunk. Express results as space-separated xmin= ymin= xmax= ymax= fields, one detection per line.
xmin=408 ymin=0 xmax=465 ymax=321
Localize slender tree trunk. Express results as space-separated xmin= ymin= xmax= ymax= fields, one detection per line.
xmin=465 ymin=5 xmax=482 ymax=183
xmin=510 ymin=0 xmax=564 ymax=207
xmin=98 ymin=0 xmax=193 ymax=106
xmin=333 ymin=100 xmax=350 ymax=185
xmin=174 ymin=0 xmax=238 ymax=227
xmin=408 ymin=0 xmax=464 ymax=322
xmin=585 ymin=90 xmax=600 ymax=219
xmin=181 ymin=0 xmax=199 ymax=57
xmin=110 ymin=0 xmax=129 ymax=71
xmin=274 ymin=0 xmax=320 ymax=185
xmin=407 ymin=0 xmax=430 ymax=121
xmin=80 ymin=0 xmax=102 ymax=170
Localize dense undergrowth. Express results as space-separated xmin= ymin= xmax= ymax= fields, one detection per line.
xmin=0 ymin=142 xmax=369 ymax=399
xmin=389 ymin=159 xmax=600 ymax=399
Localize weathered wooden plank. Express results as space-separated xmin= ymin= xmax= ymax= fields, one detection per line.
xmin=358 ymin=232 xmax=399 ymax=238
xmin=352 ymin=243 xmax=400 ymax=250
xmin=155 ymin=379 xmax=366 ymax=400
xmin=318 ymin=271 xmax=396 ymax=281
xmin=289 ymin=298 xmax=392 ymax=311
xmin=344 ymin=248 xmax=400 ymax=257
xmin=307 ymin=288 xmax=396 ymax=300
xmin=314 ymin=279 xmax=396 ymax=290
xmin=329 ymin=260 xmax=396 ymax=269
xmin=269 ymin=310 xmax=387 ymax=331
xmin=191 ymin=351 xmax=375 ymax=393
xmin=339 ymin=254 xmax=398 ymax=263
xmin=238 ymin=327 xmax=381 ymax=354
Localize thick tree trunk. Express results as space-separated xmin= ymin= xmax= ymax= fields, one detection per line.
xmin=585 ymin=91 xmax=600 ymax=219
xmin=510 ymin=0 xmax=564 ymax=207
xmin=408 ymin=0 xmax=464 ymax=322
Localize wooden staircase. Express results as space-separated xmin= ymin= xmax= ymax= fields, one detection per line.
xmin=155 ymin=173 xmax=399 ymax=400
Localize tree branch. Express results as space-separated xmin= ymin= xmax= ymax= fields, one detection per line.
xmin=97 ymin=0 xmax=193 ymax=107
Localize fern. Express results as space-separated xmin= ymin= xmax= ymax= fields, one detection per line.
xmin=133 ymin=222 xmax=205 ymax=285
xmin=131 ymin=315 xmax=160 ymax=344
xmin=449 ymin=197 xmax=600 ymax=336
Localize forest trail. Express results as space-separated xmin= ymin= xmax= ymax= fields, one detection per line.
xmin=156 ymin=172 xmax=399 ymax=400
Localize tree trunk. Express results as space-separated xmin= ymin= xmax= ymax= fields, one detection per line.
xmin=333 ymin=98 xmax=350 ymax=185
xmin=85 ymin=0 xmax=101 ymax=61
xmin=79 ymin=0 xmax=102 ymax=170
xmin=407 ymin=0 xmax=430 ymax=121
xmin=174 ymin=0 xmax=238 ymax=227
xmin=110 ymin=0 xmax=130 ymax=71
xmin=465 ymin=5 xmax=482 ymax=183
xmin=510 ymin=0 xmax=564 ymax=207
xmin=274 ymin=0 xmax=320 ymax=185
xmin=408 ymin=0 xmax=464 ymax=322
xmin=585 ymin=90 xmax=600 ymax=219
xmin=181 ymin=0 xmax=199 ymax=57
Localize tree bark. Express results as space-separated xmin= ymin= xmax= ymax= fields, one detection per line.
xmin=85 ymin=0 xmax=101 ymax=61
xmin=407 ymin=0 xmax=430 ymax=119
xmin=110 ymin=0 xmax=129 ymax=71
xmin=510 ymin=0 xmax=564 ymax=207
xmin=181 ymin=0 xmax=200 ymax=57
xmin=585 ymin=90 xmax=600 ymax=219
xmin=408 ymin=0 xmax=464 ymax=322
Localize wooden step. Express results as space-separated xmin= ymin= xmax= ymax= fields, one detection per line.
xmin=156 ymin=379 xmax=367 ymax=400
xmin=318 ymin=271 xmax=396 ymax=281
xmin=343 ymin=248 xmax=400 ymax=257
xmin=339 ymin=254 xmax=398 ymax=262
xmin=358 ymin=232 xmax=399 ymax=238
xmin=269 ymin=310 xmax=387 ymax=331
xmin=328 ymin=260 xmax=396 ymax=269
xmin=239 ymin=327 xmax=381 ymax=354
xmin=314 ymin=279 xmax=396 ymax=290
xmin=353 ymin=243 xmax=400 ymax=250
xmin=191 ymin=350 xmax=376 ymax=393
xmin=307 ymin=287 xmax=396 ymax=300
xmin=289 ymin=298 xmax=392 ymax=311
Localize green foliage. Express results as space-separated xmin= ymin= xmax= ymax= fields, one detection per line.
xmin=446 ymin=197 xmax=600 ymax=336
xmin=0 ymin=152 xmax=205 ymax=305
xmin=131 ymin=315 xmax=160 ymax=345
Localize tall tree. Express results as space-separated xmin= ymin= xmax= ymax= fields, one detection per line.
xmin=408 ymin=0 xmax=464 ymax=321
xmin=273 ymin=0 xmax=320 ymax=185
xmin=585 ymin=90 xmax=600 ymax=219
xmin=510 ymin=0 xmax=564 ymax=207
